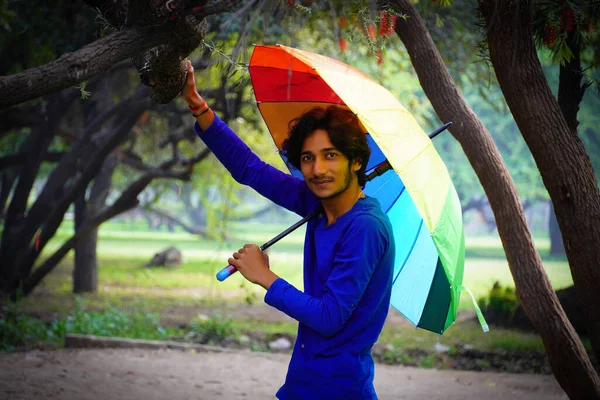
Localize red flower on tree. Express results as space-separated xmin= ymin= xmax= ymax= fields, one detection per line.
xmin=543 ymin=25 xmax=557 ymax=45
xmin=560 ymin=6 xmax=575 ymax=32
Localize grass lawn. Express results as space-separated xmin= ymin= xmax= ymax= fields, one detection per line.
xmin=15 ymin=221 xmax=578 ymax=357
xmin=44 ymin=222 xmax=574 ymax=311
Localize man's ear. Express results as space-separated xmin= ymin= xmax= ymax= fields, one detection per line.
xmin=352 ymin=159 xmax=362 ymax=172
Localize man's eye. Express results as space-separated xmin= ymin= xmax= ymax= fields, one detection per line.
xmin=326 ymin=152 xmax=337 ymax=159
xmin=301 ymin=155 xmax=313 ymax=162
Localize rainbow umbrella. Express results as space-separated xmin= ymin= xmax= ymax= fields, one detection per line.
xmin=225 ymin=44 xmax=486 ymax=334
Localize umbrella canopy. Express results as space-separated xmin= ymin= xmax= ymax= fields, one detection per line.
xmin=248 ymin=44 xmax=484 ymax=334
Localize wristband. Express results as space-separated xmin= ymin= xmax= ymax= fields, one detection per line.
xmin=192 ymin=106 xmax=210 ymax=118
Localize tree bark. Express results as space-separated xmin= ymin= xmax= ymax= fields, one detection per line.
xmin=549 ymin=29 xmax=587 ymax=258
xmin=0 ymin=28 xmax=172 ymax=109
xmin=390 ymin=0 xmax=600 ymax=397
xmin=73 ymin=155 xmax=117 ymax=293
xmin=557 ymin=30 xmax=586 ymax=133
xmin=74 ymin=191 xmax=98 ymax=293
xmin=479 ymin=0 xmax=600 ymax=378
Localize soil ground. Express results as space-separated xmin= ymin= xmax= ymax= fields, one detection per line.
xmin=0 ymin=346 xmax=567 ymax=400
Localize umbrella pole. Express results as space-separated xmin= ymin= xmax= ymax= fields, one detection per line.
xmin=216 ymin=122 xmax=452 ymax=281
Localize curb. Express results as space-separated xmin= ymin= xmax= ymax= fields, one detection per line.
xmin=65 ymin=334 xmax=242 ymax=354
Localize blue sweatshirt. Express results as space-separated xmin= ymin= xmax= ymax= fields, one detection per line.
xmin=195 ymin=114 xmax=395 ymax=399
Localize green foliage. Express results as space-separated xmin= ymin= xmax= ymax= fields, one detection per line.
xmin=0 ymin=298 xmax=182 ymax=352
xmin=0 ymin=303 xmax=65 ymax=352
xmin=189 ymin=313 xmax=238 ymax=344
xmin=75 ymin=81 xmax=91 ymax=99
xmin=532 ymin=0 xmax=599 ymax=65
xmin=65 ymin=298 xmax=172 ymax=340
xmin=382 ymin=348 xmax=414 ymax=365
xmin=479 ymin=282 xmax=520 ymax=316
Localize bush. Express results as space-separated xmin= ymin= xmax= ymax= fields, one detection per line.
xmin=1 ymin=298 xmax=177 ymax=352
xmin=65 ymin=297 xmax=170 ymax=340
xmin=189 ymin=313 xmax=238 ymax=345
xmin=479 ymin=282 xmax=520 ymax=326
xmin=0 ymin=304 xmax=64 ymax=352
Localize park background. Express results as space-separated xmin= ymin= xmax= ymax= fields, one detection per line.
xmin=1 ymin=0 xmax=599 ymax=396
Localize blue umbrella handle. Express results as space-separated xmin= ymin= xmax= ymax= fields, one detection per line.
xmin=216 ymin=265 xmax=237 ymax=281
xmin=215 ymin=122 xmax=452 ymax=282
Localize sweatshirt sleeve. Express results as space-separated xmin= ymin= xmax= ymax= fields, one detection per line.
xmin=194 ymin=114 xmax=319 ymax=217
xmin=264 ymin=215 xmax=388 ymax=337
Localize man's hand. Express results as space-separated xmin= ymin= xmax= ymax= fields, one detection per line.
xmin=228 ymin=244 xmax=278 ymax=290
xmin=182 ymin=60 xmax=205 ymax=108
xmin=182 ymin=60 xmax=214 ymax=130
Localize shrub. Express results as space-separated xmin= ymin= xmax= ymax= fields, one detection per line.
xmin=189 ymin=313 xmax=238 ymax=344
xmin=0 ymin=304 xmax=64 ymax=352
xmin=1 ymin=297 xmax=176 ymax=352
xmin=65 ymin=297 xmax=170 ymax=340
xmin=479 ymin=282 xmax=520 ymax=325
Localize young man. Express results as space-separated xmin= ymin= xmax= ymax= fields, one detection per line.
xmin=183 ymin=61 xmax=395 ymax=399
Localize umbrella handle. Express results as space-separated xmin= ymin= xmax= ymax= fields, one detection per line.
xmin=216 ymin=265 xmax=237 ymax=281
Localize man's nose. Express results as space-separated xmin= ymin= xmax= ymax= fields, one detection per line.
xmin=313 ymin=157 xmax=327 ymax=175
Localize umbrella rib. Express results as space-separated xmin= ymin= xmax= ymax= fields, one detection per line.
xmin=365 ymin=169 xmax=405 ymax=214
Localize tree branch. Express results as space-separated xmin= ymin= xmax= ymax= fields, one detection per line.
xmin=0 ymin=28 xmax=172 ymax=109
xmin=201 ymin=0 xmax=244 ymax=17
xmin=0 ymin=106 xmax=44 ymax=134
xmin=144 ymin=206 xmax=217 ymax=238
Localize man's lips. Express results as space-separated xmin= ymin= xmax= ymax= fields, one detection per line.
xmin=311 ymin=179 xmax=333 ymax=185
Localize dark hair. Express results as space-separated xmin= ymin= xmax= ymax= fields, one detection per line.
xmin=282 ymin=106 xmax=371 ymax=186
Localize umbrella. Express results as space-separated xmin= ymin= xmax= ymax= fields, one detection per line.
xmin=218 ymin=44 xmax=487 ymax=335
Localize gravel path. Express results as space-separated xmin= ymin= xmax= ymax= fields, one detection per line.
xmin=0 ymin=346 xmax=567 ymax=400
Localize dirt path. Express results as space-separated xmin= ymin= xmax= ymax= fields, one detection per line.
xmin=0 ymin=347 xmax=566 ymax=400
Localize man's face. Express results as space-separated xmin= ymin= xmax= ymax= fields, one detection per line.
xmin=300 ymin=129 xmax=360 ymax=200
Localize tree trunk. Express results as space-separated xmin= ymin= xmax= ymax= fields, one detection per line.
xmin=548 ymin=202 xmax=565 ymax=257
xmin=73 ymin=155 xmax=117 ymax=293
xmin=390 ymin=0 xmax=600 ymax=397
xmin=74 ymin=191 xmax=98 ymax=293
xmin=479 ymin=0 xmax=600 ymax=376
xmin=548 ymin=29 xmax=586 ymax=258
xmin=0 ymin=93 xmax=72 ymax=298
xmin=73 ymin=77 xmax=117 ymax=294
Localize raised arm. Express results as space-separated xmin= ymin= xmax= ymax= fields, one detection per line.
xmin=181 ymin=61 xmax=319 ymax=217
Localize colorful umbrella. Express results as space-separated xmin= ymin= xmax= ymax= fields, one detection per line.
xmin=219 ymin=44 xmax=487 ymax=334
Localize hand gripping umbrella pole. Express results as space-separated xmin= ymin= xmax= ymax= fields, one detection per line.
xmin=216 ymin=122 xmax=452 ymax=282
